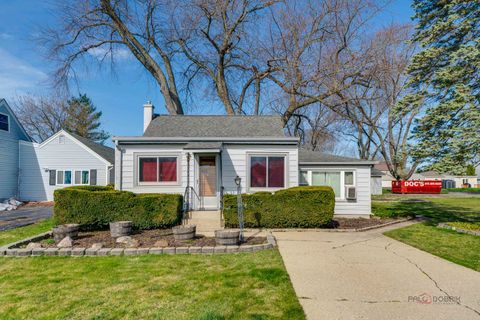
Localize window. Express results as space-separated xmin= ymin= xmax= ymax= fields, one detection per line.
xmin=312 ymin=172 xmax=341 ymax=196
xmin=300 ymin=170 xmax=356 ymax=199
xmin=345 ymin=172 xmax=354 ymax=185
xmin=299 ymin=171 xmax=309 ymax=186
xmin=74 ymin=170 xmax=89 ymax=185
xmin=57 ymin=170 xmax=72 ymax=185
xmin=0 ymin=113 xmax=8 ymax=131
xmin=139 ymin=156 xmax=178 ymax=183
xmin=250 ymin=156 xmax=285 ymax=188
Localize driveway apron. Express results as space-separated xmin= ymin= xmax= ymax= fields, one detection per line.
xmin=274 ymin=222 xmax=480 ymax=320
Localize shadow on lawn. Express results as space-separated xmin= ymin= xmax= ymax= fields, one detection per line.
xmin=385 ymin=200 xmax=480 ymax=226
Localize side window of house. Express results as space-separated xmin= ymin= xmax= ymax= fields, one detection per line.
xmin=0 ymin=113 xmax=9 ymax=131
xmin=74 ymin=170 xmax=90 ymax=185
xmin=56 ymin=170 xmax=72 ymax=185
xmin=250 ymin=155 xmax=285 ymax=188
xmin=302 ymin=170 xmax=356 ymax=198
xmin=138 ymin=156 xmax=178 ymax=183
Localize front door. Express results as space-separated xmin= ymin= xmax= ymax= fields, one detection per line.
xmin=198 ymin=156 xmax=218 ymax=210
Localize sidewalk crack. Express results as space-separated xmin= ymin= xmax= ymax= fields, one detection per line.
xmin=385 ymin=242 xmax=480 ymax=317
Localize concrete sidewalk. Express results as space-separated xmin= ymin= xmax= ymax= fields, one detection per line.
xmin=274 ymin=222 xmax=480 ymax=320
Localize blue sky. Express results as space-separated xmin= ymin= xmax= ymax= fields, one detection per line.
xmin=0 ymin=0 xmax=414 ymax=146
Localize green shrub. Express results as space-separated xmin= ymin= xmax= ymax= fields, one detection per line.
xmin=54 ymin=186 xmax=183 ymax=230
xmin=223 ymin=186 xmax=335 ymax=228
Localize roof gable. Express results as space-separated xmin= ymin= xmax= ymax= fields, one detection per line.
xmin=0 ymin=98 xmax=32 ymax=142
xmin=40 ymin=130 xmax=114 ymax=165
xmin=144 ymin=115 xmax=285 ymax=138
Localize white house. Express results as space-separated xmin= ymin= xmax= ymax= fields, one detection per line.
xmin=19 ymin=130 xmax=115 ymax=201
xmin=0 ymin=99 xmax=32 ymax=200
xmin=113 ymin=103 xmax=376 ymax=217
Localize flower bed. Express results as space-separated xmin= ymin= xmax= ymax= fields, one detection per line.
xmin=37 ymin=229 xmax=267 ymax=248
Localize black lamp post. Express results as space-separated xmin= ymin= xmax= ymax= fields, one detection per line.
xmin=234 ymin=175 xmax=244 ymax=242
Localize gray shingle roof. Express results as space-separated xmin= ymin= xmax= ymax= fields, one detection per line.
xmin=299 ymin=149 xmax=374 ymax=164
xmin=144 ymin=115 xmax=285 ymax=138
xmin=68 ymin=131 xmax=115 ymax=164
xmin=371 ymin=168 xmax=384 ymax=177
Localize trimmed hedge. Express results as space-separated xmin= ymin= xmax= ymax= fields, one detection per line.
xmin=223 ymin=186 xmax=335 ymax=228
xmin=54 ymin=186 xmax=183 ymax=230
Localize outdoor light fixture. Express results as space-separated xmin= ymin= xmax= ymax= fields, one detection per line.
xmin=234 ymin=175 xmax=241 ymax=186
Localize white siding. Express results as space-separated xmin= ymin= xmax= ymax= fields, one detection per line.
xmin=19 ymin=134 xmax=109 ymax=201
xmin=298 ymin=165 xmax=372 ymax=216
xmin=0 ymin=101 xmax=30 ymax=200
xmin=116 ymin=143 xmax=299 ymax=196
xmin=371 ymin=177 xmax=382 ymax=195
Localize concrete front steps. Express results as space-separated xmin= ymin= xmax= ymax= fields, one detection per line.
xmin=184 ymin=210 xmax=223 ymax=237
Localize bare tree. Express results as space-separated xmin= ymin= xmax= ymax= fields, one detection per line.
xmin=263 ymin=0 xmax=384 ymax=125
xmin=170 ymin=0 xmax=276 ymax=114
xmin=13 ymin=94 xmax=68 ymax=142
xmin=43 ymin=0 xmax=183 ymax=114
xmin=340 ymin=24 xmax=421 ymax=180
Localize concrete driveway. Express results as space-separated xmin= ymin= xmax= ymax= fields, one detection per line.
xmin=0 ymin=206 xmax=53 ymax=231
xmin=274 ymin=222 xmax=480 ymax=320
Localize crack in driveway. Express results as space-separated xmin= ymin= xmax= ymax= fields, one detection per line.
xmin=331 ymin=235 xmax=381 ymax=249
xmin=384 ymin=242 xmax=480 ymax=317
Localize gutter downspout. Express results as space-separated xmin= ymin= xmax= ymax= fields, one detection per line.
xmin=115 ymin=141 xmax=123 ymax=191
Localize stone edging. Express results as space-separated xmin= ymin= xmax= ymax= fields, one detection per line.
xmin=437 ymin=223 xmax=480 ymax=236
xmin=270 ymin=217 xmax=414 ymax=233
xmin=0 ymin=232 xmax=277 ymax=257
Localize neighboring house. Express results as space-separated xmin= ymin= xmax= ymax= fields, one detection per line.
xmin=415 ymin=170 xmax=477 ymax=188
xmin=19 ymin=130 xmax=115 ymax=201
xmin=477 ymin=165 xmax=480 ymax=187
xmin=113 ymin=103 xmax=376 ymax=217
xmin=370 ymin=168 xmax=383 ymax=195
xmin=374 ymin=162 xmax=394 ymax=188
xmin=0 ymin=99 xmax=32 ymax=200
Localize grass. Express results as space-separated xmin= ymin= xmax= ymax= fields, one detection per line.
xmin=446 ymin=187 xmax=480 ymax=193
xmin=0 ymin=219 xmax=53 ymax=247
xmin=0 ymin=220 xmax=304 ymax=319
xmin=377 ymin=196 xmax=480 ymax=271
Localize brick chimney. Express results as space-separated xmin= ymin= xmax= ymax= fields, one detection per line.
xmin=143 ymin=101 xmax=154 ymax=133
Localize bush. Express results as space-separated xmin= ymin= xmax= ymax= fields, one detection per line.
xmin=223 ymin=186 xmax=335 ymax=228
xmin=54 ymin=186 xmax=183 ymax=230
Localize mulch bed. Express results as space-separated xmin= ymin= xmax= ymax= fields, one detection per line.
xmin=42 ymin=229 xmax=267 ymax=248
xmin=327 ymin=217 xmax=405 ymax=229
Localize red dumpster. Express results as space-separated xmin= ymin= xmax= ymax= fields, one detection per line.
xmin=391 ymin=180 xmax=442 ymax=194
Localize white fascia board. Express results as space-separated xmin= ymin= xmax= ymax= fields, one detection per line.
xmin=112 ymin=136 xmax=299 ymax=143
xmin=299 ymin=161 xmax=378 ymax=166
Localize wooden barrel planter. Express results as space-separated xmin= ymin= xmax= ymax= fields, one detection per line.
xmin=215 ymin=229 xmax=240 ymax=246
xmin=173 ymin=225 xmax=196 ymax=240
xmin=53 ymin=224 xmax=80 ymax=242
xmin=110 ymin=221 xmax=133 ymax=238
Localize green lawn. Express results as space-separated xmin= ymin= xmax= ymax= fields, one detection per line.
xmin=376 ymin=197 xmax=480 ymax=271
xmin=0 ymin=220 xmax=304 ymax=320
xmin=0 ymin=219 xmax=53 ymax=247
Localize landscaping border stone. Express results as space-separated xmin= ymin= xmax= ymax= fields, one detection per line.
xmin=437 ymin=223 xmax=480 ymax=236
xmin=0 ymin=232 xmax=277 ymax=257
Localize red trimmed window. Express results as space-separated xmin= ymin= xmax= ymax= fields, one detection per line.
xmin=250 ymin=156 xmax=285 ymax=188
xmin=139 ymin=157 xmax=177 ymax=182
